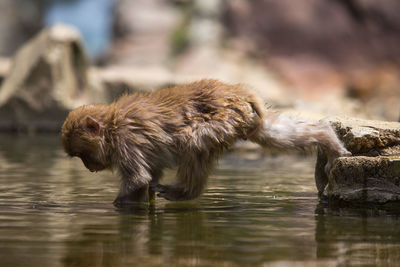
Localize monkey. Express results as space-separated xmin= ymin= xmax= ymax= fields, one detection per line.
xmin=61 ymin=79 xmax=351 ymax=206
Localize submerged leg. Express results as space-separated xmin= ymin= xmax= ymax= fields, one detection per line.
xmin=113 ymin=182 xmax=150 ymax=206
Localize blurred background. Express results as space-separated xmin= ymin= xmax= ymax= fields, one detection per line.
xmin=2 ymin=2 xmax=400 ymax=266
xmin=0 ymin=0 xmax=400 ymax=132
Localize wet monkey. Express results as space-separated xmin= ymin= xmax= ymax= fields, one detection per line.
xmin=61 ymin=80 xmax=350 ymax=206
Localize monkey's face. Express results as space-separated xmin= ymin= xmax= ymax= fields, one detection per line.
xmin=77 ymin=152 xmax=107 ymax=173
xmin=66 ymin=134 xmax=110 ymax=173
xmin=62 ymin=113 xmax=111 ymax=173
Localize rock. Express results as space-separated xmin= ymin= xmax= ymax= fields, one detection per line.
xmin=0 ymin=24 xmax=107 ymax=133
xmin=315 ymin=116 xmax=400 ymax=204
xmin=328 ymin=156 xmax=400 ymax=203
xmin=330 ymin=116 xmax=400 ymax=155
xmin=0 ymin=57 xmax=10 ymax=85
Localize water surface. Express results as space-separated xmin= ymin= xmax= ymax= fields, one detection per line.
xmin=1 ymin=135 xmax=400 ymax=266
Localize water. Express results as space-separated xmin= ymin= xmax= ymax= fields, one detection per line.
xmin=1 ymin=135 xmax=400 ymax=266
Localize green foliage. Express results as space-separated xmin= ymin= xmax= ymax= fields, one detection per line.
xmin=170 ymin=22 xmax=190 ymax=57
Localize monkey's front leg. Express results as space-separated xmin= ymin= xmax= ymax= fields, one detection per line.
xmin=113 ymin=169 xmax=153 ymax=206
xmin=113 ymin=183 xmax=150 ymax=206
xmin=113 ymin=167 xmax=164 ymax=206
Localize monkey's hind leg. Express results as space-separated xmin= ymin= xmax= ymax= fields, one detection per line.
xmin=250 ymin=112 xmax=351 ymax=195
xmin=152 ymin=151 xmax=214 ymax=201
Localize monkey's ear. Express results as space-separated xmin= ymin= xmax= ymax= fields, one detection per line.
xmin=85 ymin=116 xmax=101 ymax=136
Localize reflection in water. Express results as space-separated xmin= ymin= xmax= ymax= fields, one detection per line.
xmin=315 ymin=204 xmax=400 ymax=266
xmin=1 ymin=135 xmax=400 ymax=266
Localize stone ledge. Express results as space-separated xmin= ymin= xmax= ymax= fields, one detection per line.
xmin=329 ymin=116 xmax=400 ymax=155
xmin=316 ymin=116 xmax=400 ymax=205
xmin=327 ymin=156 xmax=400 ymax=203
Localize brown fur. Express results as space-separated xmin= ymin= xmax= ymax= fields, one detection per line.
xmin=61 ymin=79 xmax=350 ymax=205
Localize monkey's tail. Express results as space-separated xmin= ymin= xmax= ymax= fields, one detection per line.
xmin=250 ymin=112 xmax=351 ymax=158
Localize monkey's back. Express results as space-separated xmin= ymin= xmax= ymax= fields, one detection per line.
xmin=114 ymin=80 xmax=264 ymax=151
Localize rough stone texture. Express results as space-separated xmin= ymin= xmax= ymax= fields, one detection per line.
xmin=0 ymin=24 xmax=107 ymax=133
xmin=330 ymin=116 xmax=400 ymax=155
xmin=316 ymin=116 xmax=400 ymax=204
xmin=328 ymin=156 xmax=400 ymax=203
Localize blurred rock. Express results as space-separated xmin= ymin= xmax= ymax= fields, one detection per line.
xmin=0 ymin=24 xmax=107 ymax=133
xmin=0 ymin=57 xmax=10 ymax=85
xmin=315 ymin=116 xmax=400 ymax=204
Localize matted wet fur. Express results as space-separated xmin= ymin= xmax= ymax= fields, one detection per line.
xmin=61 ymin=79 xmax=350 ymax=206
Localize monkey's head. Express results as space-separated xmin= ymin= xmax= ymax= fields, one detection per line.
xmin=61 ymin=105 xmax=111 ymax=173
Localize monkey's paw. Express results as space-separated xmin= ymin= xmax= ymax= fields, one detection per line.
xmin=339 ymin=148 xmax=352 ymax=157
xmin=151 ymin=184 xmax=188 ymax=201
